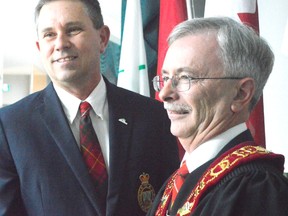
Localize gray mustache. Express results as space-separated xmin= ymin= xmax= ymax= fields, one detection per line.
xmin=164 ymin=103 xmax=192 ymax=113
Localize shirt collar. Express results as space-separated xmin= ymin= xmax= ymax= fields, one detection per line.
xmin=54 ymin=76 xmax=107 ymax=124
xmin=182 ymin=123 xmax=247 ymax=172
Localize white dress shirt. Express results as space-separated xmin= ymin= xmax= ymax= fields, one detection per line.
xmin=182 ymin=123 xmax=247 ymax=173
xmin=54 ymin=76 xmax=110 ymax=171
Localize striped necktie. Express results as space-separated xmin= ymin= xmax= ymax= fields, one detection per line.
xmin=79 ymin=102 xmax=108 ymax=198
xmin=171 ymin=161 xmax=189 ymax=206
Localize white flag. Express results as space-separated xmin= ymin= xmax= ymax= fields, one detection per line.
xmin=204 ymin=0 xmax=257 ymax=21
xmin=282 ymin=18 xmax=288 ymax=56
xmin=117 ymin=0 xmax=150 ymax=97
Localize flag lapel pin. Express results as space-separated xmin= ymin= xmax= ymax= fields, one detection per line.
xmin=118 ymin=118 xmax=128 ymax=125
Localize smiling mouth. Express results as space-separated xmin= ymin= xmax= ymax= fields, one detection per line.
xmin=53 ymin=56 xmax=77 ymax=63
xmin=168 ymin=109 xmax=190 ymax=115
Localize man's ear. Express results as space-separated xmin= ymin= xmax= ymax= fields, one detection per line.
xmin=231 ymin=77 xmax=255 ymax=113
xmin=99 ymin=25 xmax=110 ymax=53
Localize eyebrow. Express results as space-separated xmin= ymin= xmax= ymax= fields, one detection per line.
xmin=161 ymin=67 xmax=197 ymax=76
xmin=65 ymin=21 xmax=85 ymax=28
xmin=39 ymin=21 xmax=85 ymax=34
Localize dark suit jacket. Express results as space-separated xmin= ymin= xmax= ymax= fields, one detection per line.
xmin=0 ymin=79 xmax=179 ymax=216
xmin=148 ymin=130 xmax=288 ymax=216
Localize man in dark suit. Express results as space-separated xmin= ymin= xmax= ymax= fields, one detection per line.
xmin=0 ymin=0 xmax=179 ymax=215
xmin=148 ymin=17 xmax=288 ymax=216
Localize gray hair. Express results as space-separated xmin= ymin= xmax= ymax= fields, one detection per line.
xmin=168 ymin=17 xmax=274 ymax=110
xmin=35 ymin=0 xmax=104 ymax=31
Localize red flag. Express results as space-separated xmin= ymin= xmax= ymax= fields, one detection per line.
xmin=156 ymin=0 xmax=188 ymax=159
xmin=156 ymin=0 xmax=188 ymax=100
xmin=205 ymin=0 xmax=265 ymax=147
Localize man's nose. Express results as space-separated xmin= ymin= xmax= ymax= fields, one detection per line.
xmin=55 ymin=34 xmax=71 ymax=51
xmin=159 ymin=79 xmax=177 ymax=102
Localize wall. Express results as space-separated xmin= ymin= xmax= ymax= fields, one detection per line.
xmin=3 ymin=75 xmax=30 ymax=106
xmin=258 ymin=0 xmax=288 ymax=171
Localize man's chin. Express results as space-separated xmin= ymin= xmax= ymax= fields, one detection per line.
xmin=170 ymin=124 xmax=183 ymax=137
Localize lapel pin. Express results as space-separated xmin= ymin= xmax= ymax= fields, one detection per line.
xmin=118 ymin=118 xmax=128 ymax=125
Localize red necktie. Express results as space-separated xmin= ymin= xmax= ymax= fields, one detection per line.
xmin=79 ymin=102 xmax=108 ymax=193
xmin=171 ymin=161 xmax=189 ymax=206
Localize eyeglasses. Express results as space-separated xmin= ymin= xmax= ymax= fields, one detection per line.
xmin=152 ymin=75 xmax=244 ymax=92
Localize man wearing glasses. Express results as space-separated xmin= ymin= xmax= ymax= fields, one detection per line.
xmin=148 ymin=17 xmax=288 ymax=216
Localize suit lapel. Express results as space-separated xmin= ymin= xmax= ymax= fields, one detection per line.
xmin=37 ymin=84 xmax=104 ymax=215
xmin=105 ymin=80 xmax=133 ymax=213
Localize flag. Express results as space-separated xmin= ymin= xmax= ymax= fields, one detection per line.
xmin=282 ymin=18 xmax=288 ymax=56
xmin=205 ymin=0 xmax=266 ymax=147
xmin=156 ymin=0 xmax=188 ymax=100
xmin=156 ymin=0 xmax=188 ymax=159
xmin=117 ymin=0 xmax=150 ymax=97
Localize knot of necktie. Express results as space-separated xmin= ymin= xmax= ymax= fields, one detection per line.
xmin=80 ymin=101 xmax=91 ymax=117
xmin=176 ymin=161 xmax=189 ymax=178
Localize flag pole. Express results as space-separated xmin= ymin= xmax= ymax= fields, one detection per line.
xmin=186 ymin=0 xmax=195 ymax=19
